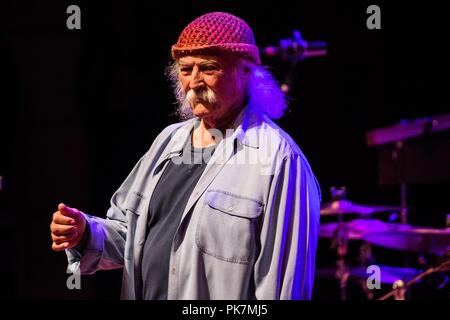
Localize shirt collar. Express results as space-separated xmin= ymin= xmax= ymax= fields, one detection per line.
xmin=168 ymin=105 xmax=262 ymax=157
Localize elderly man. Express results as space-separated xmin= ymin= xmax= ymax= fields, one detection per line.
xmin=50 ymin=12 xmax=321 ymax=300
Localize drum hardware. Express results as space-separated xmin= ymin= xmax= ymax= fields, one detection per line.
xmin=320 ymin=219 xmax=400 ymax=240
xmin=377 ymin=252 xmax=450 ymax=300
xmin=363 ymin=227 xmax=450 ymax=256
xmin=317 ymin=186 xmax=450 ymax=299
xmin=316 ymin=265 xmax=423 ymax=284
xmin=320 ymin=187 xmax=406 ymax=299
xmin=315 ymin=113 xmax=450 ymax=299
xmin=320 ymin=187 xmax=401 ymax=218
xmin=357 ymin=242 xmax=376 ymax=300
xmin=320 ymin=199 xmax=401 ymax=216
xmin=325 ymin=187 xmax=351 ymax=300
xmin=362 ymin=228 xmax=450 ymax=300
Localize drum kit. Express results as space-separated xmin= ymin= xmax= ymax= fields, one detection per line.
xmin=316 ymin=188 xmax=450 ymax=300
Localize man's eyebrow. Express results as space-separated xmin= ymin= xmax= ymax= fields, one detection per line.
xmin=178 ymin=62 xmax=192 ymax=67
xmin=178 ymin=60 xmax=221 ymax=67
xmin=199 ymin=60 xmax=219 ymax=64
xmin=198 ymin=60 xmax=220 ymax=65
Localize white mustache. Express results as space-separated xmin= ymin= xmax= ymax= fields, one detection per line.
xmin=186 ymin=87 xmax=217 ymax=106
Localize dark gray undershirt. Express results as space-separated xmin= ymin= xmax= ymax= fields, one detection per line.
xmin=141 ymin=139 xmax=216 ymax=300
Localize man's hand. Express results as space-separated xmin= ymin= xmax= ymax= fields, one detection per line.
xmin=50 ymin=203 xmax=87 ymax=251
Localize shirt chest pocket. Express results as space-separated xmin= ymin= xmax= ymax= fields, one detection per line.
xmin=196 ymin=190 xmax=264 ymax=264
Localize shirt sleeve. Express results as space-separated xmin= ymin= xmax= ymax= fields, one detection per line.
xmin=72 ymin=219 xmax=91 ymax=253
xmin=65 ymin=153 xmax=148 ymax=275
xmin=64 ymin=122 xmax=187 ymax=275
xmin=254 ymin=154 xmax=321 ymax=299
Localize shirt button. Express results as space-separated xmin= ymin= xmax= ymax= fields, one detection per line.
xmin=171 ymin=267 xmax=176 ymax=275
xmin=228 ymin=205 xmax=234 ymax=211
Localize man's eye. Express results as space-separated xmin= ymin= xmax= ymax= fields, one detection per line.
xmin=180 ymin=68 xmax=192 ymax=73
xmin=202 ymin=66 xmax=219 ymax=71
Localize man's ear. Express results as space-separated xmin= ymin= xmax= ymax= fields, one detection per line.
xmin=244 ymin=63 xmax=252 ymax=75
xmin=240 ymin=63 xmax=252 ymax=81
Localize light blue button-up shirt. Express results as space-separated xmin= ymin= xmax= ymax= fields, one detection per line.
xmin=66 ymin=106 xmax=321 ymax=299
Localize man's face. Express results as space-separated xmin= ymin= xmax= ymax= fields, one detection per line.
xmin=178 ymin=55 xmax=249 ymax=125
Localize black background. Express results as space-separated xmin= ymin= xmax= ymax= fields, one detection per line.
xmin=0 ymin=0 xmax=448 ymax=299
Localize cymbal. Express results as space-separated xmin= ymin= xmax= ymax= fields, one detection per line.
xmin=320 ymin=199 xmax=401 ymax=215
xmin=363 ymin=227 xmax=450 ymax=255
xmin=316 ymin=265 xmax=422 ymax=284
xmin=319 ymin=219 xmax=404 ymax=240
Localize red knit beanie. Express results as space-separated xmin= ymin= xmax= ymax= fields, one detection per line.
xmin=171 ymin=12 xmax=260 ymax=65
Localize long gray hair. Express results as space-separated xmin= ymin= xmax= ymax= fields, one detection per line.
xmin=166 ymin=58 xmax=288 ymax=120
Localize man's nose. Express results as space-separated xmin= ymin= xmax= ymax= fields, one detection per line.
xmin=189 ymin=68 xmax=205 ymax=90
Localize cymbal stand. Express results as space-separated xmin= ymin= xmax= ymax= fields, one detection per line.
xmin=358 ymin=242 xmax=375 ymax=300
xmin=392 ymin=141 xmax=408 ymax=224
xmin=332 ymin=217 xmax=350 ymax=300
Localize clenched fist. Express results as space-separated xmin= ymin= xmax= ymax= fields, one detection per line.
xmin=50 ymin=203 xmax=87 ymax=251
